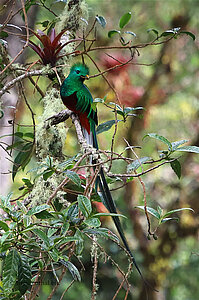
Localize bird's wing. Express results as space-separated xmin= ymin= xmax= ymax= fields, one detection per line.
xmin=76 ymin=85 xmax=97 ymax=125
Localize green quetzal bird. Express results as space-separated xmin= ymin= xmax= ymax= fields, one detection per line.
xmin=60 ymin=63 xmax=146 ymax=283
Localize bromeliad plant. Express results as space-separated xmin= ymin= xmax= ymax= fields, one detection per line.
xmin=28 ymin=28 xmax=81 ymax=67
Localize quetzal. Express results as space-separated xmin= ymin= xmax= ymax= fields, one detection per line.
xmin=60 ymin=63 xmax=145 ymax=282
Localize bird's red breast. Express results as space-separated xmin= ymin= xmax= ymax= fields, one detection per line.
xmin=62 ymin=93 xmax=91 ymax=134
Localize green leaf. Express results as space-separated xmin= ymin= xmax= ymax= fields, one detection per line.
xmin=135 ymin=206 xmax=160 ymax=219
xmin=96 ymin=120 xmax=116 ymax=134
xmin=124 ymin=107 xmax=143 ymax=114
xmin=124 ymin=31 xmax=136 ymax=37
xmin=22 ymin=178 xmax=33 ymax=189
xmin=161 ymin=217 xmax=179 ymax=223
xmin=108 ymin=30 xmax=120 ymax=38
xmin=147 ymin=28 xmax=159 ymax=36
xmin=171 ymin=139 xmax=188 ymax=151
xmin=83 ymin=228 xmax=119 ymax=242
xmin=23 ymin=132 xmax=34 ymax=139
xmin=143 ymin=133 xmax=172 ymax=150
xmin=0 ymin=31 xmax=8 ymax=38
xmin=43 ymin=169 xmax=55 ymax=181
xmin=96 ymin=15 xmax=106 ymax=28
xmin=3 ymin=249 xmax=20 ymax=291
xmin=83 ymin=217 xmax=101 ymax=227
xmin=65 ymin=170 xmax=81 ymax=186
xmin=78 ymin=195 xmax=92 ymax=218
xmin=179 ymin=31 xmax=195 ymax=40
xmin=1 ymin=192 xmax=12 ymax=210
xmin=18 ymin=255 xmax=31 ymax=295
xmin=33 ymin=229 xmax=50 ymax=248
xmin=12 ymin=142 xmax=33 ymax=181
xmin=27 ymin=205 xmax=50 ymax=216
xmin=48 ymin=228 xmax=58 ymax=238
xmin=35 ymin=210 xmax=53 ymax=219
xmin=49 ymin=248 xmax=59 ymax=262
xmin=157 ymin=206 xmax=163 ymax=217
xmin=127 ymin=156 xmax=151 ymax=172
xmin=67 ymin=204 xmax=79 ymax=222
xmin=170 ymin=159 xmax=181 ymax=179
xmin=0 ymin=220 xmax=9 ymax=232
xmin=163 ymin=208 xmax=194 ymax=218
xmin=74 ymin=230 xmax=84 ymax=256
xmin=14 ymin=132 xmax=23 ymax=138
xmin=93 ymin=97 xmax=104 ymax=103
xmin=0 ymin=231 xmax=10 ymax=245
xmin=176 ymin=146 xmax=199 ymax=154
xmin=61 ymin=222 xmax=70 ymax=236
xmin=60 ymin=259 xmax=81 ymax=281
xmin=56 ymin=237 xmax=79 ymax=247
xmin=6 ymin=141 xmax=24 ymax=151
xmin=0 ymin=109 xmax=4 ymax=119
xmin=119 ymin=12 xmax=131 ymax=29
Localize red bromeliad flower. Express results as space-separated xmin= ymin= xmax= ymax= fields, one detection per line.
xmin=28 ymin=28 xmax=78 ymax=67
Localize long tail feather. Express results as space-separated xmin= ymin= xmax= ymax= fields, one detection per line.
xmin=88 ymin=128 xmax=157 ymax=292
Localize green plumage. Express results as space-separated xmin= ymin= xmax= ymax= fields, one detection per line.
xmin=60 ymin=63 xmax=153 ymax=289
xmin=60 ymin=63 xmax=97 ymax=135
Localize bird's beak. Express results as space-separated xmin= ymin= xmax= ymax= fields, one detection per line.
xmin=80 ymin=75 xmax=89 ymax=80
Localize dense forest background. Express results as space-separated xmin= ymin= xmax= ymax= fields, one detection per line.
xmin=0 ymin=0 xmax=198 ymax=299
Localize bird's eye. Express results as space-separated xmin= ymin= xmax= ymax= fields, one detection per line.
xmin=76 ymin=70 xmax=80 ymax=74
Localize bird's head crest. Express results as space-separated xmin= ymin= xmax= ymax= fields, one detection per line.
xmin=70 ymin=63 xmax=89 ymax=81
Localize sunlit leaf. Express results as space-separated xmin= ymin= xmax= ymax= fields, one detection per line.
xmin=65 ymin=170 xmax=81 ymax=186
xmin=27 ymin=205 xmax=50 ymax=216
xmin=0 ymin=220 xmax=9 ymax=232
xmin=143 ymin=133 xmax=172 ymax=150
xmin=96 ymin=15 xmax=106 ymax=28
xmin=33 ymin=228 xmax=50 ymax=248
xmin=163 ymin=207 xmax=194 ymax=218
xmin=176 ymin=146 xmax=199 ymax=154
xmin=127 ymin=156 xmax=151 ymax=172
xmin=60 ymin=258 xmax=81 ymax=281
xmin=171 ymin=139 xmax=188 ymax=151
xmin=161 ymin=217 xmax=179 ymax=223
xmin=83 ymin=217 xmax=101 ymax=227
xmin=135 ymin=206 xmax=160 ymax=219
xmin=124 ymin=31 xmax=136 ymax=37
xmin=119 ymin=12 xmax=131 ymax=29
xmin=78 ymin=195 xmax=92 ymax=218
xmin=108 ymin=30 xmax=120 ymax=38
xmin=96 ymin=120 xmax=117 ymax=134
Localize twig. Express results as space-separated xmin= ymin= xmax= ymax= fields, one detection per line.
xmin=85 ymin=53 xmax=122 ymax=106
xmin=46 ymin=267 xmax=67 ymax=300
xmin=0 ymin=70 xmax=47 ymax=98
xmin=91 ymin=236 xmax=98 ymax=300
xmin=85 ymin=233 xmax=132 ymax=297
xmin=60 ymin=279 xmax=75 ymax=300
xmin=107 ymin=157 xmax=177 ymax=178
xmin=108 ymin=105 xmax=118 ymax=173
xmin=0 ymin=0 xmax=29 ymax=75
